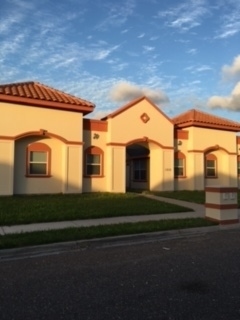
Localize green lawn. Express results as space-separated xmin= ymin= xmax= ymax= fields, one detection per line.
xmin=0 ymin=193 xmax=193 ymax=226
xmin=0 ymin=218 xmax=217 ymax=249
xmin=150 ymin=190 xmax=240 ymax=206
xmin=150 ymin=190 xmax=206 ymax=204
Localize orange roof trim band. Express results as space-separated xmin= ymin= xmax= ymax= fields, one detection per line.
xmin=83 ymin=119 xmax=108 ymax=132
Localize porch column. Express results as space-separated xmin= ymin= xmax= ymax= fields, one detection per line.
xmin=229 ymin=154 xmax=238 ymax=187
xmin=0 ymin=140 xmax=14 ymax=195
xmin=62 ymin=144 xmax=83 ymax=193
xmin=188 ymin=152 xmax=204 ymax=190
xmin=106 ymin=145 xmax=126 ymax=193
xmin=149 ymin=147 xmax=163 ymax=191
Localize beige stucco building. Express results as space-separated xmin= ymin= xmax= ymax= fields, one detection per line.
xmin=1 ymin=81 xmax=240 ymax=196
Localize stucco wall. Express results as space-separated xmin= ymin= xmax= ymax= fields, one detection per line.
xmin=14 ymin=136 xmax=64 ymax=194
xmin=0 ymin=140 xmax=14 ymax=195
xmin=65 ymin=145 xmax=83 ymax=193
xmin=82 ymin=129 xmax=107 ymax=192
xmin=0 ymin=102 xmax=83 ymax=142
xmin=174 ymin=127 xmax=238 ymax=190
xmin=188 ymin=127 xmax=237 ymax=152
xmin=0 ymin=102 xmax=84 ymax=195
xmin=107 ymin=99 xmax=173 ymax=147
xmin=13 ymin=137 xmax=83 ymax=195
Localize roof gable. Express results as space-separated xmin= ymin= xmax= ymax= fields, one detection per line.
xmin=172 ymin=108 xmax=240 ymax=132
xmin=0 ymin=81 xmax=95 ymax=115
xmin=102 ymin=96 xmax=173 ymax=123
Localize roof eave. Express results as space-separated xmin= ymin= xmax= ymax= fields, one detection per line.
xmin=174 ymin=121 xmax=240 ymax=132
xmin=0 ymin=94 xmax=95 ymax=115
xmin=102 ymin=96 xmax=173 ymax=124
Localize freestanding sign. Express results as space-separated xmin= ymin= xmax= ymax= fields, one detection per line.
xmin=205 ymin=187 xmax=239 ymax=224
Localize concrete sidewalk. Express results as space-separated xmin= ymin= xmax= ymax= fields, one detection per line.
xmin=0 ymin=194 xmax=206 ymax=236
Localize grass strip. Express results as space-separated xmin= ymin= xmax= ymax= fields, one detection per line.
xmin=0 ymin=193 xmax=192 ymax=226
xmin=0 ymin=218 xmax=217 ymax=250
xmin=150 ymin=190 xmax=240 ymax=207
xmin=149 ymin=190 xmax=206 ymax=204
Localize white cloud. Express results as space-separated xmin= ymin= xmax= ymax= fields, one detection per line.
xmin=195 ymin=65 xmax=212 ymax=72
xmin=9 ymin=0 xmax=34 ymax=10
xmin=138 ymin=33 xmax=145 ymax=38
xmin=217 ymin=29 xmax=239 ymax=39
xmin=222 ymin=55 xmax=240 ymax=81
xmin=207 ymin=82 xmax=240 ymax=111
xmin=143 ymin=45 xmax=155 ymax=52
xmin=187 ymin=48 xmax=197 ymax=55
xmin=93 ymin=45 xmax=120 ymax=60
xmin=109 ymin=82 xmax=169 ymax=105
xmin=91 ymin=110 xmax=110 ymax=120
xmin=112 ymin=63 xmax=129 ymax=72
xmin=157 ymin=0 xmax=209 ymax=32
xmin=0 ymin=33 xmax=26 ymax=59
xmin=215 ymin=2 xmax=240 ymax=39
xmin=184 ymin=64 xmax=212 ymax=73
xmin=0 ymin=12 xmax=23 ymax=33
xmin=150 ymin=36 xmax=159 ymax=41
xmin=95 ymin=0 xmax=136 ymax=30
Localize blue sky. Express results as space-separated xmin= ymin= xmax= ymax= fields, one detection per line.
xmin=1 ymin=0 xmax=240 ymax=120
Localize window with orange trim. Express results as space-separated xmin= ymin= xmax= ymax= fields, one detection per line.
xmin=205 ymin=153 xmax=217 ymax=178
xmin=238 ymin=156 xmax=240 ymax=176
xmin=85 ymin=146 xmax=103 ymax=176
xmin=174 ymin=151 xmax=185 ymax=177
xmin=26 ymin=142 xmax=51 ymax=177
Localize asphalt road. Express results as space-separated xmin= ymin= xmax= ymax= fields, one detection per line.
xmin=1 ymin=229 xmax=240 ymax=320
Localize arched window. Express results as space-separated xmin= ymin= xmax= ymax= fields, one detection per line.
xmin=205 ymin=153 xmax=217 ymax=178
xmin=174 ymin=151 xmax=186 ymax=178
xmin=84 ymin=146 xmax=104 ymax=177
xmin=26 ymin=142 xmax=51 ymax=177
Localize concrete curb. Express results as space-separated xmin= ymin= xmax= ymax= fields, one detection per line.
xmin=0 ymin=211 xmax=204 ymax=235
xmin=1 ymin=224 xmax=236 ymax=261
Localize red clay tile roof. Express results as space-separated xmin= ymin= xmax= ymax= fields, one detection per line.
xmin=0 ymin=81 xmax=95 ymax=115
xmin=172 ymin=108 xmax=240 ymax=132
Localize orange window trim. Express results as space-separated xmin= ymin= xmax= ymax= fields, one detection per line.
xmin=84 ymin=146 xmax=104 ymax=177
xmin=206 ymin=153 xmax=217 ymax=161
xmin=174 ymin=151 xmax=186 ymax=178
xmin=175 ymin=151 xmax=185 ymax=159
xmin=205 ymin=153 xmax=217 ymax=178
xmin=238 ymin=155 xmax=240 ymax=176
xmin=26 ymin=142 xmax=51 ymax=177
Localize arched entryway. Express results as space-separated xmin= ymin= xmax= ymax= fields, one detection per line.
xmin=125 ymin=138 xmax=174 ymax=192
xmin=126 ymin=143 xmax=150 ymax=190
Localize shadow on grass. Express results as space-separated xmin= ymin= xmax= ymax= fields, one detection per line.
xmin=0 ymin=193 xmax=193 ymax=226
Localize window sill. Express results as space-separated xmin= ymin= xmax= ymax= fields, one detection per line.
xmin=205 ymin=176 xmax=218 ymax=179
xmin=84 ymin=175 xmax=105 ymax=178
xmin=25 ymin=175 xmax=52 ymax=178
xmin=174 ymin=176 xmax=187 ymax=179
